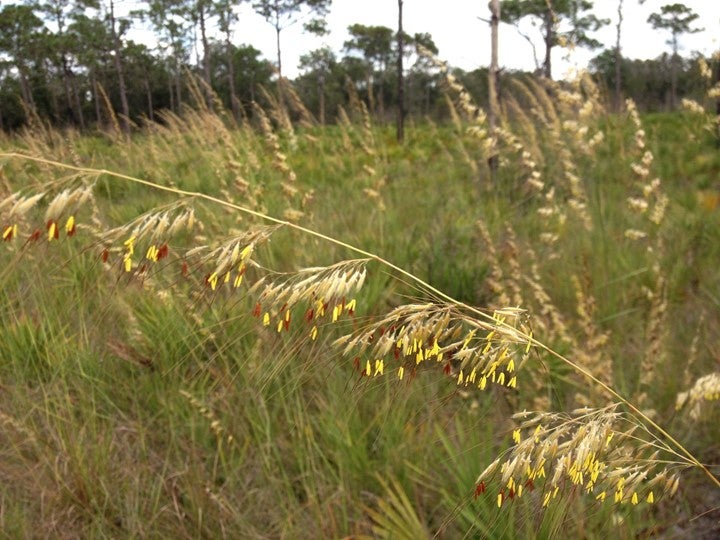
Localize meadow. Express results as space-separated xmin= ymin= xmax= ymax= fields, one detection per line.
xmin=1 ymin=73 xmax=719 ymax=538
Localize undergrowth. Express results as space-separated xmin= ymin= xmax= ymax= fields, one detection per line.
xmin=1 ymin=70 xmax=719 ymax=538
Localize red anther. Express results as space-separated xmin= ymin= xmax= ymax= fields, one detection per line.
xmin=157 ymin=244 xmax=169 ymax=260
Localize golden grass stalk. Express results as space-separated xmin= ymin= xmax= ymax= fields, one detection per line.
xmin=675 ymin=373 xmax=720 ymax=420
xmin=477 ymin=406 xmax=681 ymax=508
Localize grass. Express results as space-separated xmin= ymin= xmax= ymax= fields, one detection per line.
xmin=1 ymin=75 xmax=719 ymax=538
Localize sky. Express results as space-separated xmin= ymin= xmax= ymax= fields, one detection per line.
xmin=130 ymin=0 xmax=720 ymax=79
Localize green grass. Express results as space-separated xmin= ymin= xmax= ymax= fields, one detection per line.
xmin=1 ymin=83 xmax=719 ymax=537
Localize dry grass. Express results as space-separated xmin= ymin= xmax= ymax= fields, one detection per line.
xmin=1 ymin=71 xmax=719 ymax=537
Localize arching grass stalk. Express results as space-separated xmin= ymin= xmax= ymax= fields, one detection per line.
xmin=2 ymin=151 xmax=718 ymax=493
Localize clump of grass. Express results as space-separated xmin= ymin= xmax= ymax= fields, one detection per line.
xmin=1 ymin=72 xmax=719 ymax=536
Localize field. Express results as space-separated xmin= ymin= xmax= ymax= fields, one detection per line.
xmin=1 ymin=75 xmax=720 ymax=538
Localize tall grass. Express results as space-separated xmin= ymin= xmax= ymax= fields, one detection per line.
xmin=1 ymin=70 xmax=719 ymax=537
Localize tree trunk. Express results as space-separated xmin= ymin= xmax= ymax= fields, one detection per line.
xmin=614 ymin=0 xmax=623 ymax=112
xmin=318 ymin=73 xmax=326 ymax=125
xmin=175 ymin=64 xmax=182 ymax=111
xmin=92 ymin=75 xmax=102 ymax=125
xmin=168 ymin=71 xmax=175 ymax=113
xmin=15 ymin=57 xmax=36 ymax=114
xmin=144 ymin=77 xmax=154 ymax=121
xmin=488 ymin=0 xmax=500 ymax=180
xmin=275 ymin=13 xmax=284 ymax=107
xmin=71 ymin=73 xmax=85 ymax=129
xmin=275 ymin=21 xmax=282 ymax=79
xmin=396 ymin=0 xmax=405 ymax=143
xmin=109 ymin=0 xmax=131 ymax=133
xmin=226 ymin=33 xmax=239 ymax=120
xmin=198 ymin=1 xmax=212 ymax=109
xmin=44 ymin=61 xmax=60 ymax=121
xmin=543 ymin=8 xmax=553 ymax=79
xmin=52 ymin=9 xmax=83 ymax=127
xmin=61 ymin=59 xmax=77 ymax=125
xmin=670 ymin=34 xmax=678 ymax=110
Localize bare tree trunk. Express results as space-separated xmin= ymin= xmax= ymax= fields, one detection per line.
xmin=168 ymin=72 xmax=175 ymax=113
xmin=275 ymin=10 xmax=285 ymax=108
xmin=60 ymin=60 xmax=77 ymax=125
xmin=69 ymin=73 xmax=85 ymax=129
xmin=318 ymin=73 xmax=326 ymax=125
xmin=92 ymin=75 xmax=102 ymax=125
xmin=17 ymin=63 xmax=37 ymax=115
xmin=144 ymin=78 xmax=154 ymax=121
xmin=175 ymin=67 xmax=182 ymax=111
xmin=614 ymin=0 xmax=623 ymax=112
xmin=44 ymin=61 xmax=60 ymax=121
xmin=198 ymin=2 xmax=213 ymax=109
xmin=275 ymin=27 xmax=282 ymax=79
xmin=396 ymin=0 xmax=405 ymax=143
xmin=109 ymin=0 xmax=130 ymax=133
xmin=52 ymin=8 xmax=83 ymax=128
xmin=543 ymin=8 xmax=553 ymax=79
xmin=670 ymin=34 xmax=678 ymax=110
xmin=226 ymin=34 xmax=239 ymax=120
xmin=488 ymin=0 xmax=500 ymax=180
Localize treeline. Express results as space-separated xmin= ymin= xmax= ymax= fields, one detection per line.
xmin=0 ymin=0 xmax=717 ymax=132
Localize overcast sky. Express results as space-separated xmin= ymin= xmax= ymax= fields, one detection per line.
xmin=131 ymin=0 xmax=720 ymax=79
